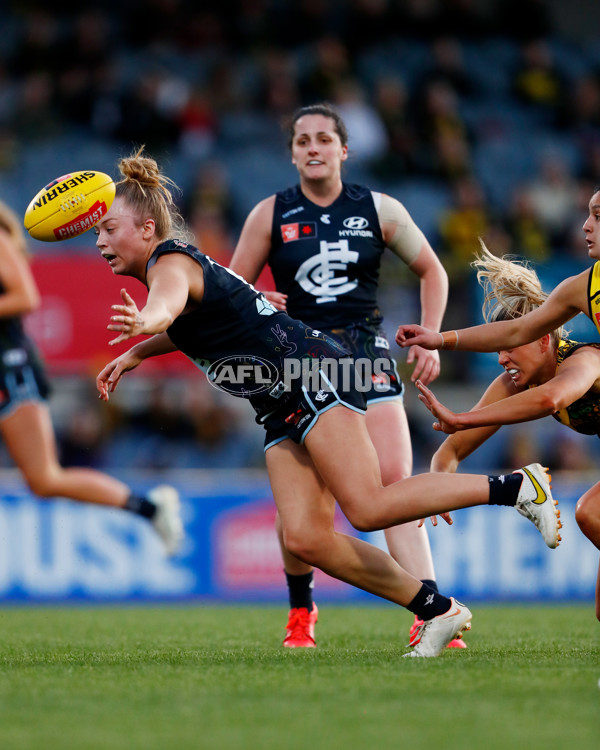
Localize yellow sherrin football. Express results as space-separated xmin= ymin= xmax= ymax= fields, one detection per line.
xmin=24 ymin=170 xmax=115 ymax=242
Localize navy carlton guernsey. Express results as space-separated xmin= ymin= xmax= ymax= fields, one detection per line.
xmin=269 ymin=183 xmax=386 ymax=329
xmin=146 ymin=240 xmax=348 ymax=411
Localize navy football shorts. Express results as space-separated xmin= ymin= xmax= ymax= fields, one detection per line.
xmin=261 ymin=360 xmax=367 ymax=451
xmin=0 ymin=354 xmax=50 ymax=420
xmin=322 ymin=321 xmax=404 ymax=406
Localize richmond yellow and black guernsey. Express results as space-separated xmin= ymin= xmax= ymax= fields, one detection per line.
xmin=588 ymin=260 xmax=600 ymax=338
xmin=552 ymin=338 xmax=600 ymax=436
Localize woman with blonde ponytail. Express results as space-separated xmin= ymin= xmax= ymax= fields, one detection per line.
xmin=415 ymin=238 xmax=600 ymax=623
xmin=92 ymin=147 xmax=564 ymax=656
xmin=474 ymin=240 xmax=553 ymax=324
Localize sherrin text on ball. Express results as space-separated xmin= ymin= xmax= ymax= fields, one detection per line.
xmin=24 ymin=170 xmax=115 ymax=242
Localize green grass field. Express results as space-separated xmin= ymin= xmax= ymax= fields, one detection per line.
xmin=0 ymin=603 xmax=597 ymax=750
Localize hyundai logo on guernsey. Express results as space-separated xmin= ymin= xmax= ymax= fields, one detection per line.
xmin=343 ymin=216 xmax=368 ymax=229
xmin=340 ymin=216 xmax=373 ymax=238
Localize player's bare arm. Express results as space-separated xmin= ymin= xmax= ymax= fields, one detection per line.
xmin=97 ymin=332 xmax=177 ymax=400
xmin=230 ymin=196 xmax=287 ymax=310
xmin=397 ymin=269 xmax=588 ymax=352
xmin=420 ymin=347 xmax=600 ymax=432
xmin=377 ymin=193 xmax=447 ymax=384
xmin=427 ymin=375 xmax=514 ymax=470
xmin=109 ymin=254 xmax=202 ymax=344
xmin=230 ymin=196 xmax=276 ymax=284
xmin=0 ymin=229 xmax=40 ymax=316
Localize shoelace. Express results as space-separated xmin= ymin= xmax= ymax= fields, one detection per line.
xmin=286 ymin=609 xmax=313 ymax=638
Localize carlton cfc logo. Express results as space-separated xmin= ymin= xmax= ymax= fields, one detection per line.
xmin=294 ymin=239 xmax=359 ymax=303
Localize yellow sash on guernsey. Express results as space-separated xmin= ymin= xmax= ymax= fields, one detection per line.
xmin=588 ymin=260 xmax=600 ymax=337
xmin=554 ymin=339 xmax=572 ymax=428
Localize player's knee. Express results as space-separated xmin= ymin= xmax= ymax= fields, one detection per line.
xmin=282 ymin=526 xmax=330 ymax=566
xmin=334 ymin=485 xmax=386 ymax=531
xmin=342 ymin=506 xmax=381 ymax=533
xmin=575 ymin=497 xmax=593 ymax=536
xmin=24 ymin=469 xmax=57 ymax=498
xmin=352 ymin=518 xmax=381 ymax=533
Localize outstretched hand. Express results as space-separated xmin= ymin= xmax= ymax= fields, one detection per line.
xmin=395 ymin=324 xmax=442 ymax=350
xmin=415 ymin=379 xmax=460 ymax=434
xmin=107 ymin=289 xmax=144 ymax=345
xmin=405 ymin=345 xmax=440 ymax=385
xmin=96 ymin=348 xmax=143 ymax=401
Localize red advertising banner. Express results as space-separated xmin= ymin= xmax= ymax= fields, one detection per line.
xmin=27 ymin=253 xmax=197 ymax=375
xmin=213 ymin=498 xmax=352 ymax=593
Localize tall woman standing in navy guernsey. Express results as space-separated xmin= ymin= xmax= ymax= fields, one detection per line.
xmin=229 ymin=103 xmax=455 ymax=648
xmin=95 ymin=147 xmax=562 ymax=656
xmin=0 ymin=199 xmax=183 ymax=557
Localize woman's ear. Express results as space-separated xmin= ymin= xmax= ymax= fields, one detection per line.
xmin=539 ymin=333 xmax=552 ymax=353
xmin=142 ymin=218 xmax=156 ymax=238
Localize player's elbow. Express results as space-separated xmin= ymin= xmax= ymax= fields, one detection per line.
xmin=28 ymin=287 xmax=41 ymax=311
xmin=431 ymin=455 xmax=459 ymax=473
xmin=421 ymin=256 xmax=448 ymax=288
xmin=537 ymin=389 xmax=566 ymax=415
xmin=430 ymin=440 xmax=461 ymax=473
xmin=17 ymin=287 xmax=41 ymax=315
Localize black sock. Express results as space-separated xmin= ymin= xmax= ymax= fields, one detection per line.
xmin=421 ymin=579 xmax=438 ymax=593
xmin=407 ymin=583 xmax=451 ymax=621
xmin=124 ymin=493 xmax=157 ymax=519
xmin=285 ymin=571 xmax=314 ymax=611
xmin=488 ymin=473 xmax=523 ymax=507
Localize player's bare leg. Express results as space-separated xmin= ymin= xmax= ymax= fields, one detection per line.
xmin=366 ymin=401 xmax=465 ymax=647
xmin=1 ymin=402 xmax=184 ymax=555
xmin=575 ymin=482 xmax=600 ymax=621
xmin=266 ymin=440 xmax=423 ymax=605
xmin=267 ymin=438 xmax=472 ymax=654
xmin=304 ymin=407 xmax=491 ymax=529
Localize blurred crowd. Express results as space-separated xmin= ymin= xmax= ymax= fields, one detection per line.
xmin=0 ymin=0 xmax=599 ymax=472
